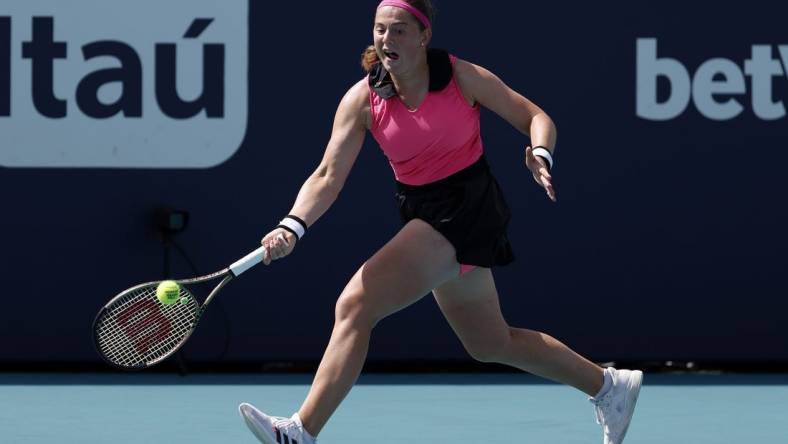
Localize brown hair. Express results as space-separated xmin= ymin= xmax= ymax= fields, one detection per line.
xmin=361 ymin=0 xmax=436 ymax=72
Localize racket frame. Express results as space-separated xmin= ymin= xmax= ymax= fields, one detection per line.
xmin=92 ymin=245 xmax=268 ymax=371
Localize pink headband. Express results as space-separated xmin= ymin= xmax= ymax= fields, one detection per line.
xmin=377 ymin=0 xmax=431 ymax=29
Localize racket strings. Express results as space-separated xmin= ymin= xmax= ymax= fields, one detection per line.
xmin=99 ymin=288 xmax=194 ymax=367
xmin=96 ymin=284 xmax=198 ymax=368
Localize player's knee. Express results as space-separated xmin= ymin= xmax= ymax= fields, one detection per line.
xmin=465 ymin=343 xmax=505 ymax=363
xmin=335 ymin=290 xmax=362 ymax=322
xmin=464 ymin=330 xmax=512 ymax=363
xmin=334 ymin=287 xmax=377 ymax=329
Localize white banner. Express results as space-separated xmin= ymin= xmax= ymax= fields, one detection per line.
xmin=0 ymin=0 xmax=248 ymax=168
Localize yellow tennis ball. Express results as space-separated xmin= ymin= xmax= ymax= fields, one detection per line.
xmin=156 ymin=280 xmax=181 ymax=305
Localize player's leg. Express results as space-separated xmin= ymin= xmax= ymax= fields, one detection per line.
xmin=432 ymin=267 xmax=643 ymax=443
xmin=241 ymin=219 xmax=461 ymax=443
xmin=432 ymin=267 xmax=604 ymax=396
xmin=296 ymin=218 xmax=461 ymax=435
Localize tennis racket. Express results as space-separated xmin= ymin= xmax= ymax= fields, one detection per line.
xmin=93 ymin=244 xmax=270 ymax=370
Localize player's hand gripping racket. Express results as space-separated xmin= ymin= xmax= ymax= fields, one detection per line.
xmin=92 ymin=245 xmax=269 ymax=370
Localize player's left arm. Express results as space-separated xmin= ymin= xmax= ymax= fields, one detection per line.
xmin=454 ymin=59 xmax=557 ymax=201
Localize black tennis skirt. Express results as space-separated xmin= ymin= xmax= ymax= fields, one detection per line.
xmin=394 ymin=155 xmax=515 ymax=268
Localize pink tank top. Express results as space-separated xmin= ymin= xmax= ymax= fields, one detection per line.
xmin=368 ymin=55 xmax=483 ymax=186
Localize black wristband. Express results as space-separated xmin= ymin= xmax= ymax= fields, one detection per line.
xmin=277 ymin=215 xmax=307 ymax=241
xmin=286 ymin=214 xmax=308 ymax=232
xmin=531 ymin=146 xmax=554 ymax=172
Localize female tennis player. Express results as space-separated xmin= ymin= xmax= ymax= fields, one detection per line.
xmin=239 ymin=1 xmax=642 ymax=443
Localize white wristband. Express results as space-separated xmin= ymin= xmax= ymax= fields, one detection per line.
xmin=532 ymin=147 xmax=554 ymax=170
xmin=278 ymin=217 xmax=306 ymax=240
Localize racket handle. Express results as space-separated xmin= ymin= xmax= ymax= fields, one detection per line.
xmin=229 ymin=246 xmax=269 ymax=276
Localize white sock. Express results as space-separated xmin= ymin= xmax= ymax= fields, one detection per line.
xmin=594 ymin=368 xmax=614 ymax=399
xmin=291 ymin=412 xmax=317 ymax=443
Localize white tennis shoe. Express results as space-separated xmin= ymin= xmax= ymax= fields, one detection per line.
xmin=239 ymin=403 xmax=317 ymax=444
xmin=589 ymin=367 xmax=643 ymax=444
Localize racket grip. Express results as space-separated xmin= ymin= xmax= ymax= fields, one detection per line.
xmin=229 ymin=246 xmax=269 ymax=276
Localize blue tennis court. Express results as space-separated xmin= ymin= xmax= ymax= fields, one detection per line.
xmin=2 ymin=372 xmax=786 ymax=443
xmin=3 ymin=1 xmax=788 ymax=444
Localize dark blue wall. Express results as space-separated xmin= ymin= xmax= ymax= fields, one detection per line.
xmin=2 ymin=1 xmax=787 ymax=366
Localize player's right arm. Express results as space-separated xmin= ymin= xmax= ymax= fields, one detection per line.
xmin=262 ymin=78 xmax=370 ymax=263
